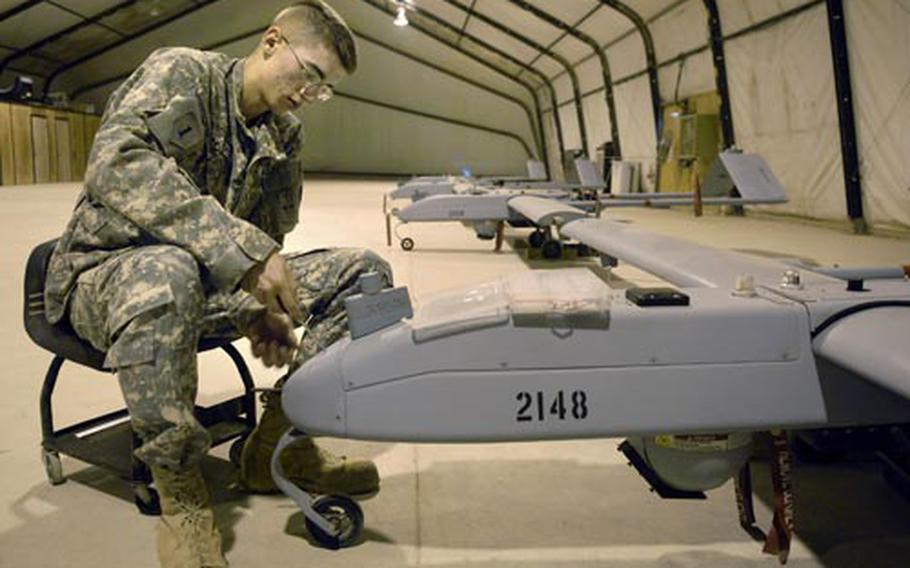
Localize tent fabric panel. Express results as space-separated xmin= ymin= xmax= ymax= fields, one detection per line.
xmin=342 ymin=36 xmax=538 ymax=151
xmin=55 ymin=0 xmax=265 ymax=95
xmin=657 ymin=50 xmax=716 ymax=103
xmin=550 ymin=33 xmax=598 ymax=66
xmin=540 ymin=104 xmax=565 ymax=179
xmin=582 ymin=91 xmax=612 ymax=152
xmin=53 ymin=0 xmax=123 ymax=18
xmin=553 ymin=74 xmax=575 ymax=103
xmin=458 ymin=36 xmax=538 ymax=84
xmin=0 ymin=3 xmax=81 ymax=49
xmin=845 ymin=0 xmax=910 ymax=229
xmin=576 ymin=55 xmax=606 ymax=94
xmin=614 ymin=76 xmax=658 ymax=189
xmin=417 ymin=0 xmax=470 ymax=27
xmin=34 ymin=24 xmax=122 ymax=62
xmin=470 ymin=0 xmax=563 ymax=47
xmin=577 ymin=6 xmax=637 ymax=47
xmin=300 ymin=95 xmax=529 ymax=175
xmin=605 ymin=30 xmax=647 ymax=80
xmin=526 ymin=0 xmax=599 ymax=28
xmin=96 ymin=0 xmax=202 ymax=36
xmin=726 ymin=3 xmax=845 ymax=220
xmin=464 ymin=18 xmax=546 ymax=64
xmin=533 ymin=57 xmax=564 ymax=79
xmin=649 ymin=0 xmax=707 ymax=67
xmin=623 ymin=0 xmax=686 ymax=22
xmin=557 ymin=100 xmax=582 ymax=154
xmin=717 ymin=0 xmax=817 ymax=36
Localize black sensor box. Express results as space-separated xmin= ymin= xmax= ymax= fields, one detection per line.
xmin=625 ymin=287 xmax=690 ymax=307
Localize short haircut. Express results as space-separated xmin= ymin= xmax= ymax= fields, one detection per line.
xmin=273 ymin=1 xmax=358 ymax=74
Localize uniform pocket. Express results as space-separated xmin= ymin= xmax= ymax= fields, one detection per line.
xmin=72 ymin=199 xmax=141 ymax=251
xmin=106 ymin=283 xmax=175 ymax=347
xmin=104 ymin=320 xmax=155 ymax=369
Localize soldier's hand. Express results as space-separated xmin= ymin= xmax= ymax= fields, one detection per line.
xmin=242 ymin=253 xmax=305 ymax=323
xmin=245 ymin=311 xmax=299 ymax=368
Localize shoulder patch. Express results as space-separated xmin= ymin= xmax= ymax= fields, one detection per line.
xmin=146 ymin=95 xmax=204 ymax=156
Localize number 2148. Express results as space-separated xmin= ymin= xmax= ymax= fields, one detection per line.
xmin=516 ymin=390 xmax=589 ymax=422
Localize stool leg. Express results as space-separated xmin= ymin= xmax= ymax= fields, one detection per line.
xmin=39 ymin=355 xmax=65 ymax=450
xmin=39 ymin=356 xmax=66 ymax=485
xmin=220 ymin=343 xmax=257 ymax=431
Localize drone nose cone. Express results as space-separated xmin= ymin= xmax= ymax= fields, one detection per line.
xmin=281 ymin=338 xmax=349 ymax=436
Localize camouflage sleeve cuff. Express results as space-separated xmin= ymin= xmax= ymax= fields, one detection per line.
xmin=231 ymin=218 xmax=280 ymax=263
xmin=227 ymin=290 xmax=268 ymax=334
xmin=208 ymin=220 xmax=280 ymax=292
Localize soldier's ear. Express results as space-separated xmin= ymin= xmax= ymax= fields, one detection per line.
xmin=263 ymin=27 xmax=281 ymax=56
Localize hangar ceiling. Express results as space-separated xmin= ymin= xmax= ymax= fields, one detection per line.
xmin=0 ymin=0 xmax=697 ymax=104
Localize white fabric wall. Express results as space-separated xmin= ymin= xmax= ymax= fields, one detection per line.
xmin=606 ymin=30 xmax=656 ymax=184
xmin=553 ymin=74 xmax=583 ymax=154
xmin=613 ymin=78 xmax=658 ymax=190
xmin=658 ymin=51 xmax=715 ymax=103
xmin=300 ymin=96 xmax=529 ymax=174
xmin=582 ymin=92 xmax=612 ymax=157
xmin=540 ymin=108 xmax=565 ymax=180
xmin=725 ymin=3 xmax=846 ymax=220
xmin=846 ymin=0 xmax=910 ymax=229
xmin=718 ymin=0 xmax=813 ymax=35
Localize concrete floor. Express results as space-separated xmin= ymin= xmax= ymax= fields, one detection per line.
xmin=2 ymin=178 xmax=910 ymax=567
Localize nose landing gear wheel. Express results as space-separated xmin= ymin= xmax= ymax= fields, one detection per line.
xmin=305 ymin=495 xmax=364 ymax=549
xmin=400 ymin=237 xmax=415 ymax=251
xmin=541 ymin=239 xmax=563 ymax=260
xmin=528 ymin=230 xmax=546 ymax=249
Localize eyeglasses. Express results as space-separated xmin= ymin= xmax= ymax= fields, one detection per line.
xmin=281 ymin=35 xmax=334 ymax=102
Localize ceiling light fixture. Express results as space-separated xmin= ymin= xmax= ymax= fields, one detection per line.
xmin=393 ymin=3 xmax=409 ymax=27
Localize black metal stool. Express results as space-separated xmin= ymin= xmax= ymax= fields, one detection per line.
xmin=24 ymin=239 xmax=257 ymax=515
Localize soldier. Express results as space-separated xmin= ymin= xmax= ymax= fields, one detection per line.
xmin=43 ymin=2 xmax=389 ymax=566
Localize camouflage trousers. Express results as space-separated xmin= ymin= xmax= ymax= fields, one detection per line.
xmin=67 ymin=245 xmax=391 ymax=470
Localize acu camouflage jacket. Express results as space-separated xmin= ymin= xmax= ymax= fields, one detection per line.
xmin=45 ymin=47 xmax=305 ymax=330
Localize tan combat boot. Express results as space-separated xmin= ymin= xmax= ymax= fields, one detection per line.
xmin=239 ymin=390 xmax=379 ymax=495
xmin=151 ymin=465 xmax=228 ymax=568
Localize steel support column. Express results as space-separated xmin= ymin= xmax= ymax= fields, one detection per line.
xmin=703 ymin=0 xmax=735 ymax=149
xmin=598 ymin=1 xmax=662 ymax=142
xmin=825 ymin=0 xmax=866 ymax=233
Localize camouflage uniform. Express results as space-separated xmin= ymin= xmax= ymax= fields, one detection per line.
xmin=46 ymin=47 xmax=391 ymax=471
